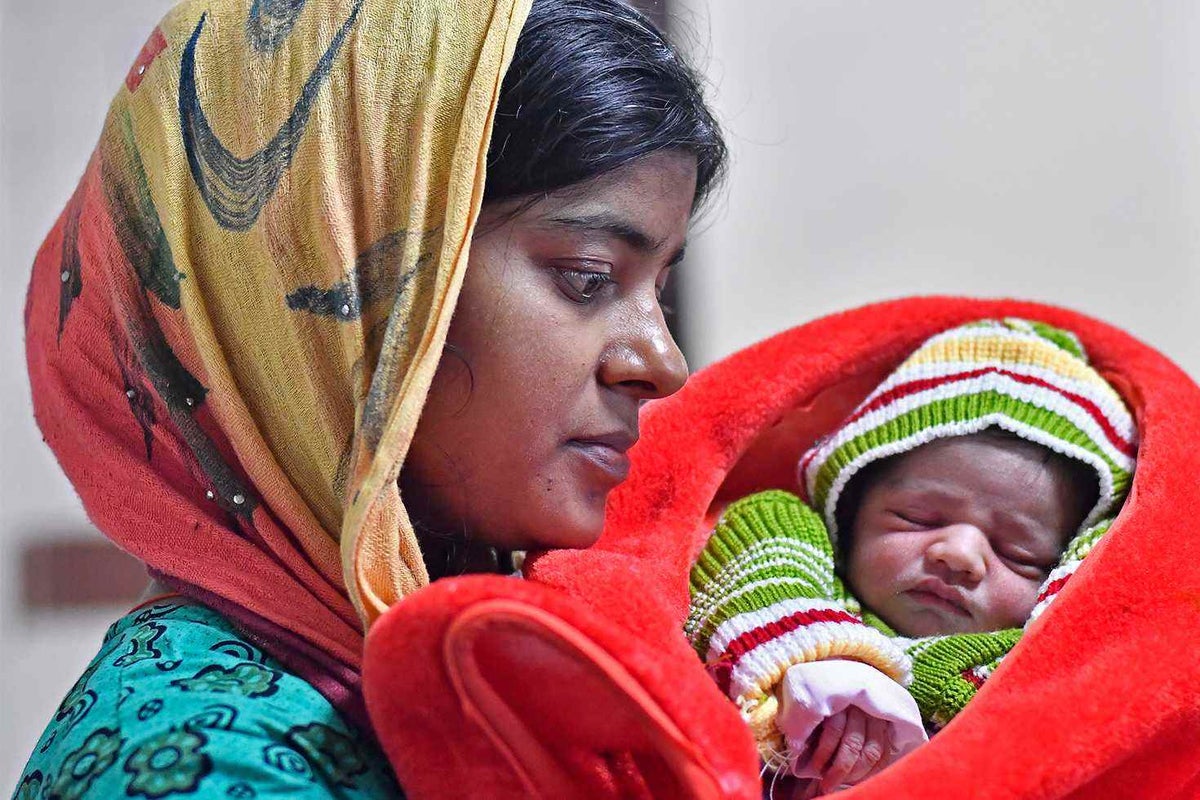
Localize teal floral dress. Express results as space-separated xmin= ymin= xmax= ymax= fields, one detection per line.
xmin=13 ymin=598 xmax=402 ymax=800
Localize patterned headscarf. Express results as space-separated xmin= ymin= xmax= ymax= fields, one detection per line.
xmin=25 ymin=0 xmax=531 ymax=716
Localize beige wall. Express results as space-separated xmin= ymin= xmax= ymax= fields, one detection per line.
xmin=0 ymin=0 xmax=176 ymax=788
xmin=3 ymin=0 xmax=1199 ymax=790
xmin=676 ymin=1 xmax=1200 ymax=376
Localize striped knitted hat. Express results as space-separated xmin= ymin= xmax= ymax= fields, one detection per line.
xmin=798 ymin=318 xmax=1137 ymax=543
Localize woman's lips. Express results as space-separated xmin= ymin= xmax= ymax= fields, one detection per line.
xmin=567 ymin=439 xmax=633 ymax=482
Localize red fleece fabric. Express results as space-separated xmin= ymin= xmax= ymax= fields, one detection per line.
xmin=364 ymin=574 xmax=760 ymax=799
xmin=366 ymin=297 xmax=1200 ymax=797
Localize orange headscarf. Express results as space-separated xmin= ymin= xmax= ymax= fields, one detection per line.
xmin=25 ymin=0 xmax=530 ymax=687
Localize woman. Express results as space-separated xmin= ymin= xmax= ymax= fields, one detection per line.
xmin=16 ymin=0 xmax=725 ymax=796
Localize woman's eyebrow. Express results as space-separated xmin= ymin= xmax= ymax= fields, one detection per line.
xmin=543 ymin=212 xmax=687 ymax=266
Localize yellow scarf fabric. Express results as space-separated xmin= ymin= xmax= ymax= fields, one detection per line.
xmin=26 ymin=0 xmax=531 ymax=672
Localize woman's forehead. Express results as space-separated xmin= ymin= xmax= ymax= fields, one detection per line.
xmin=493 ymin=153 xmax=698 ymax=252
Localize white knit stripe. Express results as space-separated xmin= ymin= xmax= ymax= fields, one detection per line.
xmin=968 ymin=664 xmax=993 ymax=684
xmin=896 ymin=345 xmax=1119 ymax=410
xmin=1026 ymin=560 xmax=1081 ymax=625
xmin=686 ymin=540 xmax=835 ymax=633
xmin=850 ymin=358 xmax=1135 ymax=445
xmin=685 ymin=578 xmax=841 ymax=641
xmin=702 ymin=538 xmax=834 ymax=596
xmin=1027 ymin=598 xmax=1054 ymax=624
xmin=815 ymin=415 xmax=1120 ymax=538
xmin=862 ymin=354 xmax=1123 ymax=421
xmin=691 ymin=538 xmax=834 ymax=608
xmin=1005 ymin=317 xmax=1085 ymax=355
xmin=687 ymin=563 xmax=830 ymax=642
xmin=1065 ymin=524 xmax=1108 ymax=562
xmin=706 ymin=598 xmax=851 ymax=657
xmin=691 ymin=553 xmax=824 ymax=616
xmin=1039 ymin=561 xmax=1077 ymax=593
xmin=805 ymin=372 xmax=1135 ymax=478
xmin=897 ymin=324 xmax=1124 ymax=403
xmin=726 ymin=621 xmax=912 ymax=700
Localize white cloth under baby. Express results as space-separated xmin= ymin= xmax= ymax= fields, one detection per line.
xmin=774 ymin=659 xmax=928 ymax=779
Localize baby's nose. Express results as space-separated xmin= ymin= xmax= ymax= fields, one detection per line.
xmin=927 ymin=524 xmax=988 ymax=582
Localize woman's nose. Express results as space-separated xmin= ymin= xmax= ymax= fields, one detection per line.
xmin=926 ymin=524 xmax=988 ymax=583
xmin=598 ymin=306 xmax=688 ymax=401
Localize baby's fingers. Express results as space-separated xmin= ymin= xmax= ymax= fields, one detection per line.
xmin=841 ymin=714 xmax=891 ymax=786
xmin=806 ymin=711 xmax=849 ymax=775
xmin=818 ymin=707 xmax=868 ymax=793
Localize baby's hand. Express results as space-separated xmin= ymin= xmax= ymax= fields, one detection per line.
xmin=802 ymin=706 xmax=892 ymax=794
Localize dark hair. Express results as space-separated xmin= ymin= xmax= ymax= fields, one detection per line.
xmin=484 ymin=0 xmax=727 ymax=211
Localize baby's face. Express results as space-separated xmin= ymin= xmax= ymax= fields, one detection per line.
xmin=845 ymin=435 xmax=1088 ymax=637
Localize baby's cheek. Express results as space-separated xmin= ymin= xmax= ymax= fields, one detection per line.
xmin=994 ymin=577 xmax=1043 ymax=627
xmin=849 ymin=546 xmax=903 ymax=600
xmin=863 ymin=533 xmax=917 ymax=577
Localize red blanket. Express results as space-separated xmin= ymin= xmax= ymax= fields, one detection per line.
xmin=364 ymin=297 xmax=1200 ymax=798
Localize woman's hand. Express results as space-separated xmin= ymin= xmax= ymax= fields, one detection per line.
xmin=803 ymin=706 xmax=892 ymax=794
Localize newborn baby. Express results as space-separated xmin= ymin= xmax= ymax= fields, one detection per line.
xmin=687 ymin=318 xmax=1136 ymax=797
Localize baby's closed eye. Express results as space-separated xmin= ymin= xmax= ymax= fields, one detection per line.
xmin=995 ymin=545 xmax=1056 ymax=577
xmin=887 ymin=509 xmax=941 ymax=528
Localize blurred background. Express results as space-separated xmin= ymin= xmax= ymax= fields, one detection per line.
xmin=3 ymin=0 xmax=1199 ymax=789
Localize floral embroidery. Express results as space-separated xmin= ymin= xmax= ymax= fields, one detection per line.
xmin=286 ymin=723 xmax=368 ymax=787
xmin=262 ymin=743 xmax=314 ymax=780
xmin=170 ymin=663 xmax=280 ymax=698
xmin=22 ymin=602 xmax=399 ymax=800
xmin=16 ymin=770 xmax=44 ymax=800
xmin=123 ymin=728 xmax=213 ymax=799
xmin=53 ymin=690 xmax=97 ymax=734
xmin=137 ymin=699 xmax=164 ymax=722
xmin=38 ymin=728 xmax=59 ymax=755
xmin=54 ymin=660 xmax=100 ymax=727
xmin=113 ymin=623 xmax=165 ymax=668
xmin=208 ymin=639 xmax=264 ymax=663
xmin=133 ymin=602 xmax=185 ymax=626
xmin=47 ymin=727 xmax=123 ymax=800
xmin=183 ymin=703 xmax=239 ymax=732
xmin=116 ymin=686 xmax=136 ymax=708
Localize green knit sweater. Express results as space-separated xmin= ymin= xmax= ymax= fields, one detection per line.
xmin=686 ymin=490 xmax=1110 ymax=736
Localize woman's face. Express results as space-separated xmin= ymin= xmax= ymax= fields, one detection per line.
xmin=404 ymin=151 xmax=696 ymax=552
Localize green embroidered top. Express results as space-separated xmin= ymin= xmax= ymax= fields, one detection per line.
xmin=13 ymin=598 xmax=402 ymax=800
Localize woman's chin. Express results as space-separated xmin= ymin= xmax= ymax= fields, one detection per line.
xmin=521 ymin=501 xmax=607 ymax=552
xmin=531 ymin=523 xmax=605 ymax=552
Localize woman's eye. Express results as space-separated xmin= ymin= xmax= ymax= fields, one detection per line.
xmin=656 ymin=289 xmax=675 ymax=317
xmin=654 ymin=281 xmax=675 ymax=317
xmin=556 ymin=267 xmax=613 ymax=303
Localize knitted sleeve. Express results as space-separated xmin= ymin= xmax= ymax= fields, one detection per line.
xmin=686 ymin=490 xmax=911 ymax=764
xmin=896 ymin=517 xmax=1115 ymax=730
